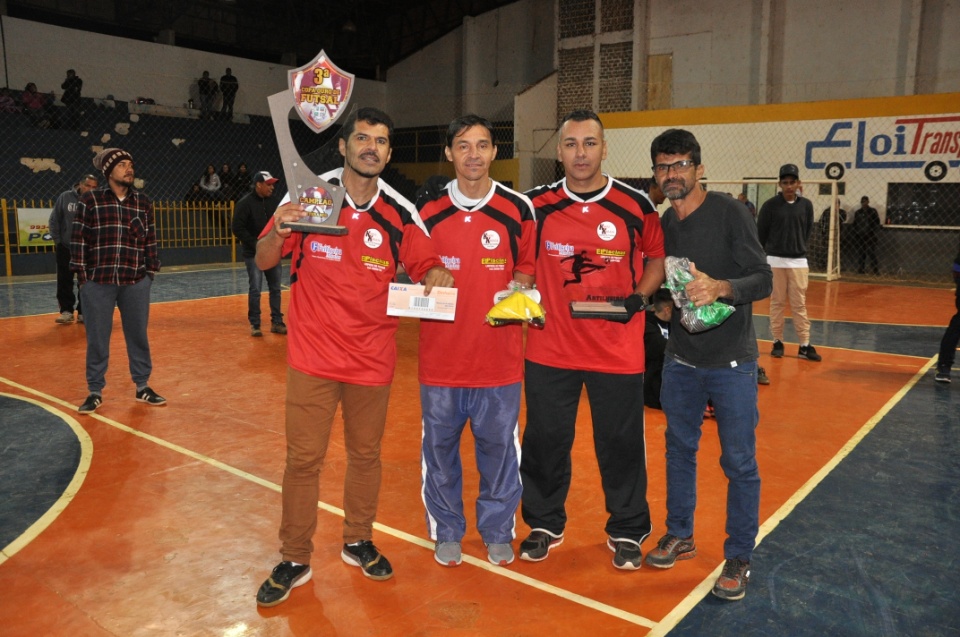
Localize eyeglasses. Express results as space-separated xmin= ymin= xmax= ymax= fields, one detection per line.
xmin=652 ymin=159 xmax=697 ymax=174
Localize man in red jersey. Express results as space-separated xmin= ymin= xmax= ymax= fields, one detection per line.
xmin=254 ymin=107 xmax=454 ymax=607
xmin=416 ymin=115 xmax=536 ymax=568
xmin=518 ymin=109 xmax=665 ymax=570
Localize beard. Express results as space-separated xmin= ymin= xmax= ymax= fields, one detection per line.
xmin=662 ymin=177 xmax=692 ymax=201
xmin=113 ymin=174 xmax=135 ymax=188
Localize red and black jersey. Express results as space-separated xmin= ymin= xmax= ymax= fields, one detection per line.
xmin=524 ymin=176 xmax=665 ymax=374
xmin=265 ymin=168 xmax=443 ymax=385
xmin=417 ymin=181 xmax=536 ymax=387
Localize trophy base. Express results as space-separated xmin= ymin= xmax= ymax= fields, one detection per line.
xmin=569 ymin=301 xmax=630 ymax=322
xmin=281 ymin=222 xmax=348 ymax=236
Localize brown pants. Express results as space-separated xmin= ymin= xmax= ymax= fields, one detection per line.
xmin=769 ymin=267 xmax=811 ymax=344
xmin=279 ymin=367 xmax=392 ymax=563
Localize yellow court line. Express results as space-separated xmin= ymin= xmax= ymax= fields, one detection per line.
xmin=0 ymin=393 xmax=93 ymax=567
xmin=645 ymin=357 xmax=934 ymax=636
xmin=0 ymin=375 xmax=656 ymax=630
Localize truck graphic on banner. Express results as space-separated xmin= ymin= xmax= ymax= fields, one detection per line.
xmin=806 ymin=115 xmax=960 ymax=182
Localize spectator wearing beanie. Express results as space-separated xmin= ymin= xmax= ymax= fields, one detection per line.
xmin=70 ymin=147 xmax=166 ymax=414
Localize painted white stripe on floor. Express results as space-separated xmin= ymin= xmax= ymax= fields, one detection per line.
xmin=0 ymin=376 xmax=655 ymax=629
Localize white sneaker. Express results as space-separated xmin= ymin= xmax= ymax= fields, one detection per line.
xmin=55 ymin=311 xmax=75 ymax=324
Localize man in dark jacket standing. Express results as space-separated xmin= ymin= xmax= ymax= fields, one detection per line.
xmin=757 ymin=164 xmax=820 ymax=361
xmin=231 ymin=171 xmax=285 ymax=336
xmin=50 ymin=173 xmax=98 ymax=323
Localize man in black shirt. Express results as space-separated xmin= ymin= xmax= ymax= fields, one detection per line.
xmin=220 ymin=68 xmax=239 ymax=121
xmin=644 ymin=128 xmax=772 ymax=601
xmin=231 ymin=171 xmax=285 ymax=336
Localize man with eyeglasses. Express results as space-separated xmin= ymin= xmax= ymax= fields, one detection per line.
xmin=757 ymin=164 xmax=820 ymax=361
xmin=517 ymin=109 xmax=665 ymax=571
xmin=644 ymin=129 xmax=771 ymax=601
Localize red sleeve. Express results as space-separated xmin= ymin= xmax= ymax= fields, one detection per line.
xmin=257 ymin=221 xmax=298 ymax=258
xmin=399 ymin=223 xmax=444 ymax=283
xmin=515 ymin=217 xmax=537 ymax=276
xmin=641 ymin=209 xmax=666 ymax=259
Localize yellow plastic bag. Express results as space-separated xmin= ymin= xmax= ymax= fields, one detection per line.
xmin=485 ymin=290 xmax=546 ymax=328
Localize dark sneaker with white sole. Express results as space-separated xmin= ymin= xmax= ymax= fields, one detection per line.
xmin=518 ymin=529 xmax=564 ymax=562
xmin=798 ymin=344 xmax=822 ymax=361
xmin=78 ymin=394 xmax=102 ymax=414
xmin=256 ymin=561 xmax=312 ymax=607
xmin=607 ymin=537 xmax=642 ymax=570
xmin=341 ymin=540 xmax=393 ymax=580
xmin=135 ymin=386 xmax=167 ymax=406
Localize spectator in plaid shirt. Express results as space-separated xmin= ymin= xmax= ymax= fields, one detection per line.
xmin=70 ymin=147 xmax=166 ymax=414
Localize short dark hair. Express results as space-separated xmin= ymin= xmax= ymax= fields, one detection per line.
xmin=340 ymin=107 xmax=395 ymax=145
xmin=560 ymin=109 xmax=604 ymax=131
xmin=652 ymin=288 xmax=673 ymax=310
xmin=446 ymin=114 xmax=495 ymax=148
xmin=650 ymin=128 xmax=701 ymax=166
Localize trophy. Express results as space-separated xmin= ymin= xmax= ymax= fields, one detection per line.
xmin=268 ymin=50 xmax=354 ymax=235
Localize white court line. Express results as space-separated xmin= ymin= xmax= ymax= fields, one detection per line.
xmin=0 ymin=392 xmax=93 ymax=567
xmin=645 ymin=357 xmax=935 ymax=637
xmin=0 ymin=375 xmax=656 ymax=630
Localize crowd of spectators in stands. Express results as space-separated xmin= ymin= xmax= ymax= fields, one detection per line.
xmin=184 ymin=161 xmax=253 ymax=203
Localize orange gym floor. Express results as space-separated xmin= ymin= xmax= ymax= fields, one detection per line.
xmin=0 ymin=270 xmax=957 ymax=636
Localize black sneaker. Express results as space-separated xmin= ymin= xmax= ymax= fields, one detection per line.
xmin=607 ymin=537 xmax=642 ymax=570
xmin=341 ymin=540 xmax=393 ymax=580
xmin=644 ymin=534 xmax=697 ymax=569
xmin=757 ymin=367 xmax=770 ymax=385
xmin=712 ymin=558 xmax=751 ymax=600
xmin=271 ymin=322 xmax=288 ymax=335
xmin=256 ymin=561 xmax=312 ymax=607
xmin=935 ymin=365 xmax=951 ymax=383
xmin=135 ymin=386 xmax=167 ymax=406
xmin=771 ymin=340 xmax=784 ymax=358
xmin=519 ymin=528 xmax=564 ymax=562
xmin=798 ymin=344 xmax=822 ymax=362
xmin=78 ymin=394 xmax=102 ymax=414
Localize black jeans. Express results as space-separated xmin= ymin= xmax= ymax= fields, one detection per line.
xmin=938 ymin=281 xmax=960 ymax=369
xmin=55 ymin=243 xmax=80 ymax=314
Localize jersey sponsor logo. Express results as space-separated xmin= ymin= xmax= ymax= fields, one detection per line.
xmin=441 ymin=255 xmax=461 ymax=270
xmin=309 ymin=240 xmax=342 ymax=261
xmin=597 ymin=221 xmax=617 ymax=241
xmin=363 ymin=228 xmax=383 ymax=249
xmin=361 ymin=255 xmax=389 ymax=271
xmin=545 ymin=239 xmax=575 ymax=257
xmin=481 ymin=230 xmax=501 ymax=250
xmin=596 ymin=248 xmax=626 ymax=257
xmin=481 ymin=257 xmax=507 ymax=271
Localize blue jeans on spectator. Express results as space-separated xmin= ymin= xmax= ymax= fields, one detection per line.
xmin=660 ymin=356 xmax=760 ymax=562
xmin=244 ymin=257 xmax=282 ymax=327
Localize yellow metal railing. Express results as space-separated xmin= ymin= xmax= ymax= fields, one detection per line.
xmin=1 ymin=198 xmax=237 ymax=276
